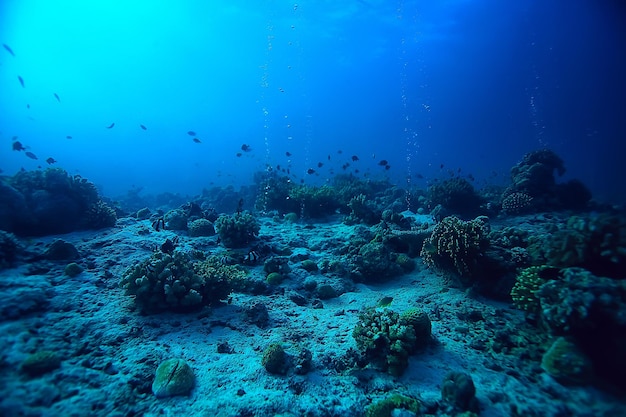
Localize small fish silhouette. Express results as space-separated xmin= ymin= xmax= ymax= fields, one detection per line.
xmin=25 ymin=151 xmax=37 ymax=160
xmin=187 ymin=131 xmax=196 ymax=136
xmin=241 ymin=144 xmax=251 ymax=152
xmin=12 ymin=141 xmax=26 ymax=151
xmin=140 ymin=124 xmax=147 ymax=130
xmin=53 ymin=93 xmax=60 ymax=102
xmin=193 ymin=138 xmax=201 ymax=143
xmin=46 ymin=157 xmax=56 ymax=164
xmin=2 ymin=43 xmax=15 ymax=57
xmin=66 ymin=135 xmax=72 ymax=139
xmin=106 ymin=123 xmax=115 ymax=129
xmin=17 ymin=76 xmax=24 ymax=88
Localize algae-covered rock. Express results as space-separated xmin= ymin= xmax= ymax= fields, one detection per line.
xmin=64 ymin=262 xmax=83 ymax=277
xmin=441 ymin=371 xmax=479 ymax=412
xmin=365 ymin=394 xmax=421 ymax=417
xmin=21 ymin=351 xmax=61 ymax=376
xmin=541 ymin=337 xmax=593 ymax=385
xmin=152 ymin=358 xmax=195 ymax=398
xmin=261 ymin=343 xmax=290 ymax=375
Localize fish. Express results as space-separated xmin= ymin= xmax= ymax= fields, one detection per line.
xmin=2 ymin=43 xmax=15 ymax=57
xmin=416 ymin=173 xmax=424 ymax=179
xmin=378 ymin=160 xmax=388 ymax=166
xmin=140 ymin=124 xmax=147 ymax=130
xmin=241 ymin=144 xmax=251 ymax=152
xmin=327 ymin=154 xmax=331 ymax=160
xmin=440 ymin=163 xmax=444 ymax=169
xmin=53 ymin=93 xmax=60 ymax=102
xmin=26 ymin=104 xmax=30 ymax=109
xmin=25 ymin=151 xmax=37 ymax=160
xmin=106 ymin=123 xmax=115 ymax=129
xmin=307 ymin=168 xmax=316 ymax=174
xmin=12 ymin=141 xmax=25 ymax=151
xmin=236 ymin=152 xmax=242 ymax=157
xmin=187 ymin=131 xmax=196 ymax=136
xmin=66 ymin=135 xmax=72 ymax=139
xmin=317 ymin=162 xmax=323 ymax=168
xmin=46 ymin=157 xmax=56 ymax=164
xmin=351 ymin=155 xmax=359 ymax=161
xmin=385 ymin=165 xmax=391 ymax=170
xmin=285 ymin=151 xmax=292 ymax=157
xmin=17 ymin=76 xmax=24 ymax=88
xmin=193 ymin=138 xmax=201 ymax=143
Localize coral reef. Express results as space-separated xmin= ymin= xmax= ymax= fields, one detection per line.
xmin=502 ymin=149 xmax=591 ymax=212
xmin=0 ymin=231 xmax=22 ymax=269
xmin=541 ymin=337 xmax=593 ymax=385
xmin=528 ymin=213 xmax=626 ymax=278
xmin=344 ymin=194 xmax=381 ymax=225
xmin=187 ymin=218 xmax=215 ymax=237
xmin=152 ymin=358 xmax=195 ymax=398
xmin=120 ymin=252 xmax=244 ymax=313
xmin=214 ymin=211 xmax=260 ymax=248
xmin=420 ymin=216 xmax=490 ymax=278
xmin=0 ymin=168 xmax=116 ymax=236
xmin=352 ymin=307 xmax=429 ymax=376
xmin=365 ymin=394 xmax=422 ymax=417
xmin=510 ymin=265 xmax=555 ymax=314
xmin=427 ymin=178 xmax=483 ymax=218
xmin=261 ymin=343 xmax=290 ymax=375
xmin=536 ymin=267 xmax=626 ymax=389
xmin=350 ymin=241 xmax=403 ymax=282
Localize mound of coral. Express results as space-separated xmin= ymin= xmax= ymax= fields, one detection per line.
xmin=0 ymin=168 xmax=116 ymax=236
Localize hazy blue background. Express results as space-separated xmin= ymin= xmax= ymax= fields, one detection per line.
xmin=1 ymin=0 xmax=625 ymax=203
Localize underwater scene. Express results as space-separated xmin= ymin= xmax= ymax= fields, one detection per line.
xmin=1 ymin=0 xmax=625 ymax=416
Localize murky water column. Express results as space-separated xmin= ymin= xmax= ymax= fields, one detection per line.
xmin=526 ymin=39 xmax=547 ymax=149
xmin=396 ymin=1 xmax=428 ymax=213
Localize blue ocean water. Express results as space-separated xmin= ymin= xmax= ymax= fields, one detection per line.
xmin=1 ymin=0 xmax=624 ymax=202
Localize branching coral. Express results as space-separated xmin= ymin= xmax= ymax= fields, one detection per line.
xmin=120 ymin=252 xmax=245 ymax=313
xmin=420 ymin=215 xmax=490 ymax=277
xmin=214 ymin=211 xmax=260 ymax=248
xmin=352 ymin=307 xmax=430 ymax=376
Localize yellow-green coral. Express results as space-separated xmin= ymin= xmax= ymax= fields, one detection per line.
xmin=420 ymin=216 xmax=490 ymax=277
xmin=510 ymin=265 xmax=549 ymax=313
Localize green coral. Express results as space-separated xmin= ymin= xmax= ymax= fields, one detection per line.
xmin=353 ymin=307 xmax=428 ymax=376
xmin=188 ymin=218 xmax=215 ymax=237
xmin=266 ymin=272 xmax=284 ymax=285
xmin=541 ymin=337 xmax=593 ymax=385
xmin=152 ymin=358 xmax=195 ymax=398
xmin=400 ymin=308 xmax=432 ymax=349
xmin=64 ymin=262 xmax=83 ymax=277
xmin=261 ymin=343 xmax=289 ymax=375
xmin=537 ymin=267 xmax=626 ymax=335
xmin=344 ymin=193 xmax=381 ymax=225
xmin=352 ymin=241 xmax=403 ymax=282
xmin=420 ymin=216 xmax=490 ymax=278
xmin=214 ymin=211 xmax=260 ymax=248
xmin=510 ymin=265 xmax=550 ymax=314
xmin=365 ymin=394 xmax=422 ymax=417
xmin=528 ymin=213 xmax=626 ymax=278
xmin=120 ymin=252 xmax=243 ymax=313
